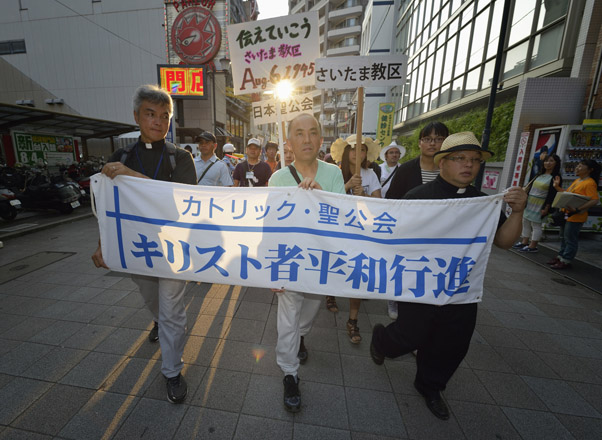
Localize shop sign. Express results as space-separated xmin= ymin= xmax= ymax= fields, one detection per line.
xmin=376 ymin=103 xmax=395 ymax=147
xmin=12 ymin=132 xmax=76 ymax=165
xmin=157 ymin=65 xmax=206 ymax=98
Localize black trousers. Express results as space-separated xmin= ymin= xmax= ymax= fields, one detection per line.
xmin=373 ymin=302 xmax=478 ymax=397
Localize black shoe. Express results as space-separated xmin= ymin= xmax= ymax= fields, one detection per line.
xmin=414 ymin=381 xmax=449 ymax=420
xmin=166 ymin=373 xmax=187 ymax=404
xmin=297 ymin=336 xmax=308 ymax=365
xmin=149 ymin=321 xmax=159 ymax=343
xmin=283 ymin=375 xmax=301 ymax=412
xmin=370 ymin=324 xmax=385 ymax=365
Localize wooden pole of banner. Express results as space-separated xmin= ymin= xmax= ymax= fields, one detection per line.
xmin=276 ymin=99 xmax=286 ymax=169
xmin=354 ymin=86 xmax=364 ymax=177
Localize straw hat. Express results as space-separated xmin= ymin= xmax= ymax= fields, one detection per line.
xmin=433 ymin=131 xmax=493 ymax=165
xmin=330 ymin=135 xmax=380 ymax=163
xmin=379 ymin=140 xmax=407 ymax=162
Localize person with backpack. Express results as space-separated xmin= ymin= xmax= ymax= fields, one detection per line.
xmin=91 ymin=84 xmax=196 ymax=404
xmin=193 ymin=131 xmax=233 ymax=187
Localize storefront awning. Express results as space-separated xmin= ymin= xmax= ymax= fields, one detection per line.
xmin=0 ymin=102 xmax=137 ymax=139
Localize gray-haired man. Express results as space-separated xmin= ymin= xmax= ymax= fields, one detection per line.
xmin=92 ymin=84 xmax=196 ymax=404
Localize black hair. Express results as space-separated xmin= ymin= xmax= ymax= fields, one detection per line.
xmin=341 ymin=144 xmax=368 ymax=183
xmin=419 ymin=121 xmax=449 ymax=139
xmin=539 ymin=153 xmax=561 ymax=177
xmin=580 ymin=159 xmax=601 ymax=187
xmin=265 ymin=142 xmax=278 ymax=151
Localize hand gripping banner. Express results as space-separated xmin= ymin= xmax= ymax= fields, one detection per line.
xmin=92 ymin=174 xmax=504 ymax=305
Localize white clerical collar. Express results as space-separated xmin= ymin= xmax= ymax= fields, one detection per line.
xmin=457 ymin=187 xmax=466 ymax=194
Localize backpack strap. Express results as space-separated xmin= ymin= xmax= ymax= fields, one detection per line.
xmin=381 ymin=165 xmax=399 ymax=187
xmin=165 ymin=142 xmax=177 ymax=171
xmin=287 ymin=165 xmax=302 ymax=184
xmin=119 ymin=142 xmax=137 ymax=164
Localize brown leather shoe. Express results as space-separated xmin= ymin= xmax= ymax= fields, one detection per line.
xmin=551 ymin=261 xmax=571 ymax=270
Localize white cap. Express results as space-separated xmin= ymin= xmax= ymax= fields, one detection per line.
xmin=247 ymin=138 xmax=261 ymax=147
xmin=222 ymin=143 xmax=235 ymax=153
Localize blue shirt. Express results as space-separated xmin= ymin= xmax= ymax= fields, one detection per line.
xmin=194 ymin=154 xmax=233 ymax=186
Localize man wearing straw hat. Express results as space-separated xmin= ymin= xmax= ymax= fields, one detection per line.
xmin=379 ymin=140 xmax=406 ymax=198
xmin=268 ymin=113 xmax=345 ymax=413
xmin=370 ymin=132 xmax=527 ymax=420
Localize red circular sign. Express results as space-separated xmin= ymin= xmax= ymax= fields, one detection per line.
xmin=171 ymin=7 xmax=221 ymax=65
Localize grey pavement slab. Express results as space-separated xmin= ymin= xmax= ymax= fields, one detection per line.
xmin=0 ymin=217 xmax=601 ymax=439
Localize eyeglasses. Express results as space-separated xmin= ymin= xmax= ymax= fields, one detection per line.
xmin=445 ymin=156 xmax=484 ymax=165
xmin=421 ymin=137 xmax=445 ymax=144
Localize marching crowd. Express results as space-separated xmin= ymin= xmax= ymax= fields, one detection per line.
xmin=91 ymin=84 xmax=598 ymax=420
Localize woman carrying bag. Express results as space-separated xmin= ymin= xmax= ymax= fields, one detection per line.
xmin=548 ymin=159 xmax=600 ymax=269
xmin=513 ymin=154 xmax=562 ymax=252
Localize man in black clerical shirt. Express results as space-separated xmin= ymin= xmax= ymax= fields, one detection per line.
xmin=371 ymin=132 xmax=527 ymax=420
xmin=92 ymin=84 xmax=196 ymax=404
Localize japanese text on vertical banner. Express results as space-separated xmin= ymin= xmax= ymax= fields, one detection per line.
xmin=227 ymin=11 xmax=320 ymax=93
xmin=92 ymin=175 xmax=504 ymax=305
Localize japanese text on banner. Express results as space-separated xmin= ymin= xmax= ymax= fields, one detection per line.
xmin=252 ymin=92 xmax=314 ymax=126
xmin=227 ymin=11 xmax=319 ymax=94
xmin=314 ymin=55 xmax=408 ymax=89
xmin=92 ymin=175 xmax=504 ymax=305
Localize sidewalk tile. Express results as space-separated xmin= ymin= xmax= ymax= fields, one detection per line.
xmin=233 ymin=414 xmax=292 ymax=440
xmin=501 ymin=407 xmax=574 ymax=440
xmin=475 ymin=325 xmax=529 ymax=349
xmin=522 ymin=376 xmax=601 ymax=418
xmin=445 ymin=367 xmax=495 ymax=405
xmin=28 ymin=321 xmax=85 ymax=346
xmin=293 ymin=423 xmax=351 ymax=440
xmin=449 ymin=400 xmax=521 ymax=440
xmin=94 ymin=327 xmax=146 ymax=356
xmin=297 ymin=350 xmax=343 ymax=386
xmin=464 ymin=343 xmax=513 ymax=373
xmin=242 ymin=287 xmax=274 ymax=304
xmin=493 ymin=346 xmax=560 ymax=378
xmin=91 ymin=305 xmax=138 ymax=327
xmin=101 ymin=358 xmax=161 ymax=396
xmin=61 ymin=302 xmax=109 ymax=323
xmin=0 ymin=317 xmax=55 ymax=341
xmin=188 ymin=314 xmax=232 ymax=339
xmin=0 ymin=342 xmax=53 ymax=375
xmin=474 ymin=370 xmax=547 ymax=410
xmin=0 ymin=377 xmax=52 ymax=425
xmin=385 ymin=359 xmax=418 ymax=396
xmin=0 ymin=428 xmax=52 ymax=439
xmin=112 ymin=397 xmax=187 ymax=440
xmin=341 ymin=354 xmax=391 ymax=391
xmin=0 ymin=313 xmax=22 ymax=335
xmin=61 ymin=323 xmax=114 ymax=351
xmin=183 ymin=335 xmax=221 ymax=366
xmin=536 ymin=352 xmax=602 ymax=384
xmin=32 ymin=300 xmax=80 ymax=320
xmin=396 ymin=394 xmax=464 ymax=440
xmin=240 ymin=374 xmax=294 ymax=421
xmin=224 ymin=318 xmax=265 ymax=343
xmin=64 ymin=286 xmax=105 ymax=303
xmin=210 ymin=339 xmax=261 ymax=372
xmin=21 ymin=346 xmax=88 ymax=382
xmin=175 ymin=406 xmax=238 ymax=439
xmin=89 ymin=288 xmax=130 ymax=305
xmin=191 ymin=367 xmax=250 ymax=412
xmin=11 ymin=384 xmax=94 ymax=435
xmin=568 ymin=382 xmax=602 ymax=414
xmin=292 ymin=381 xmax=349 ymax=430
xmin=303 ymin=326 xmax=339 ymax=354
xmin=556 ymin=414 xmax=602 ymax=440
xmin=58 ymin=391 xmax=138 ymax=440
xmin=60 ymin=351 xmax=126 ymax=389
xmin=346 ymin=387 xmax=405 ymax=438
xmin=546 ymin=334 xmax=602 ymax=359
xmin=510 ymin=329 xmax=568 ymax=355
xmin=115 ymin=290 xmax=145 ymax=308
xmin=234 ymin=300 xmax=271 ymax=321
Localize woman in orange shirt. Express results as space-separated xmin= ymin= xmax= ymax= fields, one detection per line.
xmin=549 ymin=159 xmax=600 ymax=269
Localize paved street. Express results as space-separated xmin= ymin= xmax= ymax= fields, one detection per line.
xmin=0 ymin=216 xmax=601 ymax=439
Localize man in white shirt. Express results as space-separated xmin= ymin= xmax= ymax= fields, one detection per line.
xmin=379 ymin=141 xmax=406 ymax=198
xmin=193 ymin=131 xmax=233 ymax=186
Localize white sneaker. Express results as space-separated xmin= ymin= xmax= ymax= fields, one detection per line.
xmin=387 ymin=301 xmax=398 ymax=320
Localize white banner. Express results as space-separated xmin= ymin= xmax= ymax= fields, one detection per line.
xmin=252 ymin=92 xmax=314 ymax=126
xmin=227 ymin=11 xmax=320 ymax=94
xmin=92 ymin=175 xmax=504 ymax=305
xmin=314 ymin=54 xmax=408 ymax=89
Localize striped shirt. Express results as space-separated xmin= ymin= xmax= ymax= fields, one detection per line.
xmin=421 ymin=169 xmax=439 ymax=184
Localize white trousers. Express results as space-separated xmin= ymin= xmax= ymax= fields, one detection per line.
xmin=131 ymin=274 xmax=187 ymax=378
xmin=275 ymin=290 xmax=322 ymax=376
xmin=521 ymin=218 xmax=543 ymax=242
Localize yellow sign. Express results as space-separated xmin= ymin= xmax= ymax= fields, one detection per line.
xmin=157 ymin=65 xmax=206 ymax=99
xmin=377 ymin=103 xmax=395 ymax=147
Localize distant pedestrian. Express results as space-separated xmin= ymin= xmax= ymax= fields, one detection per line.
xmin=379 ymin=140 xmax=406 ymax=198
xmin=265 ymin=141 xmax=279 ymax=173
xmin=91 ymin=84 xmax=196 ymax=404
xmin=221 ymin=143 xmax=236 ymax=175
xmin=193 ymin=131 xmax=233 ymax=187
xmin=233 ymin=138 xmax=272 ymax=187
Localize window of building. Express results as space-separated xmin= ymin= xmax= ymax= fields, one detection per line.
xmin=508 ymin=0 xmax=536 ymax=47
xmin=503 ymin=40 xmax=529 ymax=80
xmin=0 ymin=40 xmax=26 ymax=55
xmin=537 ymin=0 xmax=569 ymax=29
xmin=531 ymin=22 xmax=564 ymax=69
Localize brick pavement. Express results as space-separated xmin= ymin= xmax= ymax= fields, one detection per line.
xmin=0 ymin=217 xmax=601 ymax=439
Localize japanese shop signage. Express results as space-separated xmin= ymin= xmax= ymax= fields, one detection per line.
xmin=227 ymin=11 xmax=319 ymax=94
xmin=169 ymin=6 xmax=221 ymax=64
xmin=92 ymin=174 xmax=504 ymax=305
xmin=157 ymin=65 xmax=206 ymax=99
xmin=376 ymin=103 xmax=395 ymax=147
xmin=511 ymin=131 xmax=529 ymax=187
xmin=252 ymin=92 xmax=314 ymax=126
xmin=314 ymin=54 xmax=408 ymax=89
xmin=12 ymin=132 xmax=76 ymax=165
